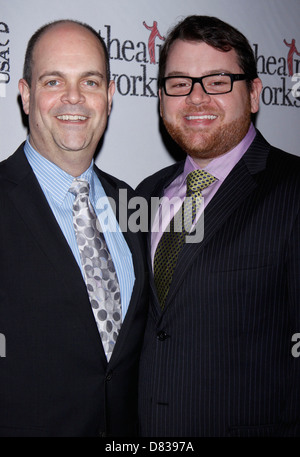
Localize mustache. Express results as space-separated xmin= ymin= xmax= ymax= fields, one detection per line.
xmin=182 ymin=107 xmax=221 ymax=116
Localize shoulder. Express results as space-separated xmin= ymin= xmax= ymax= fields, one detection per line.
xmin=136 ymin=161 xmax=185 ymax=199
xmin=0 ymin=143 xmax=26 ymax=171
xmin=266 ymin=144 xmax=300 ymax=186
xmin=256 ymin=137 xmax=300 ymax=210
xmin=0 ymin=143 xmax=29 ymax=189
xmin=93 ymin=165 xmax=136 ymax=199
xmin=246 ymin=130 xmax=300 ymax=184
xmin=268 ymin=145 xmax=300 ymax=168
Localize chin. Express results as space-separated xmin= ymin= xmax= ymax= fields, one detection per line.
xmin=164 ymin=115 xmax=251 ymax=159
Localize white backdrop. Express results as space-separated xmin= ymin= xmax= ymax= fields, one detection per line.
xmin=1 ymin=0 xmax=299 ymax=188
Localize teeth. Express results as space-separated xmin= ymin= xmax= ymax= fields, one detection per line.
xmin=186 ymin=115 xmax=217 ymax=120
xmin=57 ymin=115 xmax=87 ymax=121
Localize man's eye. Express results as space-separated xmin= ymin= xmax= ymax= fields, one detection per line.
xmin=211 ymin=80 xmax=227 ymax=86
xmin=85 ymin=80 xmax=98 ymax=86
xmin=175 ymin=82 xmax=190 ymax=88
xmin=46 ymin=80 xmax=59 ymax=87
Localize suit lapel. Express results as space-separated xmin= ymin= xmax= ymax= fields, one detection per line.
xmin=5 ymin=146 xmax=82 ymax=281
xmin=4 ymin=146 xmax=148 ymax=364
xmin=94 ymin=167 xmax=148 ymax=361
xmin=141 ymin=163 xmax=185 ymax=318
xmin=162 ymin=131 xmax=271 ymax=311
xmin=4 ymin=147 xmax=107 ymax=358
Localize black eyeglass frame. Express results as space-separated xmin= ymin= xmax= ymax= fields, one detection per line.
xmin=162 ymin=73 xmax=250 ymax=96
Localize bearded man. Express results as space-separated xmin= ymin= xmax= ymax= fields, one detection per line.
xmin=137 ymin=15 xmax=300 ymax=437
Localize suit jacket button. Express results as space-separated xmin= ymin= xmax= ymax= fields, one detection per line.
xmin=157 ymin=331 xmax=169 ymax=341
xmin=106 ymin=371 xmax=113 ymax=381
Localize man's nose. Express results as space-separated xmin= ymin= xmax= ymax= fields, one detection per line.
xmin=61 ymin=83 xmax=85 ymax=104
xmin=186 ymin=82 xmax=211 ymax=105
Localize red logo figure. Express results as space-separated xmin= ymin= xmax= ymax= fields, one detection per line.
xmin=143 ymin=21 xmax=165 ymax=64
xmin=283 ymin=38 xmax=300 ymax=76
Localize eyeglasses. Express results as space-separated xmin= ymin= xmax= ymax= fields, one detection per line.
xmin=162 ymin=73 xmax=249 ymax=96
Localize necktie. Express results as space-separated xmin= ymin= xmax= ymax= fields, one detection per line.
xmin=69 ymin=179 xmax=121 ymax=361
xmin=154 ymin=169 xmax=216 ymax=309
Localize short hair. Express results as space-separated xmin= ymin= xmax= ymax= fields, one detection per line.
xmin=158 ymin=15 xmax=258 ymax=91
xmin=23 ymin=19 xmax=110 ymax=86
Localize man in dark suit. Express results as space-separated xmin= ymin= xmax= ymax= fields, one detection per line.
xmin=137 ymin=15 xmax=300 ymax=436
xmin=0 ymin=19 xmax=148 ymax=437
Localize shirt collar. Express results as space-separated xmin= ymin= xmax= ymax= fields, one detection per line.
xmin=24 ymin=138 xmax=94 ymax=205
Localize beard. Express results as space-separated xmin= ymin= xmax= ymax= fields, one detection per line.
xmin=161 ymin=101 xmax=252 ymax=161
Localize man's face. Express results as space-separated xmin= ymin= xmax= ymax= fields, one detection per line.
xmin=19 ymin=23 xmax=115 ymax=173
xmin=159 ymin=40 xmax=262 ymax=164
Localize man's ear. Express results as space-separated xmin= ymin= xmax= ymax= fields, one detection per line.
xmin=107 ymin=80 xmax=115 ymax=116
xmin=158 ymin=88 xmax=163 ymax=117
xmin=250 ymin=77 xmax=263 ymax=114
xmin=18 ymin=79 xmax=30 ymax=115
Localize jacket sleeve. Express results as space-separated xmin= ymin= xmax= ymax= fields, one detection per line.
xmin=280 ymin=208 xmax=300 ymax=435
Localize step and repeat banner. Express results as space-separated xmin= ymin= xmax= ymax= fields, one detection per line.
xmin=1 ymin=0 xmax=299 ymax=187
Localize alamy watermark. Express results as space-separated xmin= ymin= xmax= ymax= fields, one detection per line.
xmin=291 ymin=333 xmax=300 ymax=358
xmin=95 ymin=191 xmax=205 ymax=244
xmin=0 ymin=333 xmax=6 ymax=357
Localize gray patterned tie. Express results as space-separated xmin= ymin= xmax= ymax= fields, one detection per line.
xmin=69 ymin=179 xmax=121 ymax=361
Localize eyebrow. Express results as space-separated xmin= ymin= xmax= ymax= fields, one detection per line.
xmin=166 ymin=69 xmax=234 ymax=77
xmin=38 ymin=70 xmax=105 ymax=81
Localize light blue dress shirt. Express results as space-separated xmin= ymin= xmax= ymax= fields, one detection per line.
xmin=24 ymin=139 xmax=135 ymax=319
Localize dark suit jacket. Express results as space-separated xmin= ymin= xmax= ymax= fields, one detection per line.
xmin=137 ymin=131 xmax=300 ymax=437
xmin=0 ymin=143 xmax=148 ymax=437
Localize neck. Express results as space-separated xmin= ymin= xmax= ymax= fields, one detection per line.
xmin=41 ymin=153 xmax=93 ymax=177
xmin=56 ymin=158 xmax=93 ymax=177
xmin=190 ymin=156 xmax=214 ymax=169
xmin=28 ymin=136 xmax=94 ymax=177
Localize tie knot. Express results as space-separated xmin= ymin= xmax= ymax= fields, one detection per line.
xmin=69 ymin=179 xmax=90 ymax=197
xmin=186 ymin=169 xmax=216 ymax=195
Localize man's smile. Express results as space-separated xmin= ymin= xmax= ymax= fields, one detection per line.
xmin=56 ymin=114 xmax=88 ymax=121
xmin=185 ymin=114 xmax=217 ymax=120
